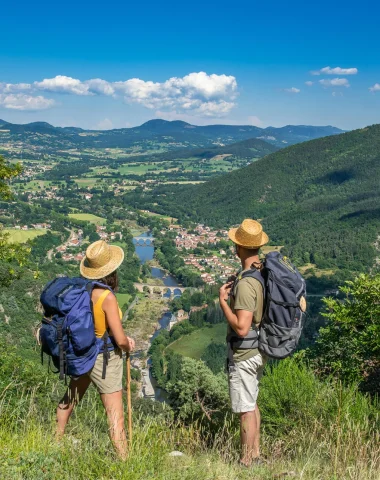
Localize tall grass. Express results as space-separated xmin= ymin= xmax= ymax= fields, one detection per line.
xmin=1 ymin=360 xmax=379 ymax=479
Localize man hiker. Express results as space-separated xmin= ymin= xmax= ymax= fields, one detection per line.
xmin=219 ymin=219 xmax=269 ymax=467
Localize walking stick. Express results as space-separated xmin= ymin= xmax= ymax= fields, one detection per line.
xmin=126 ymin=353 xmax=133 ymax=444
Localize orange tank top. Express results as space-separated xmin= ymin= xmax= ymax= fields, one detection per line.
xmin=93 ymin=290 xmax=123 ymax=338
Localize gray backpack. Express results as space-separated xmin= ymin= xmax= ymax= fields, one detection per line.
xmin=229 ymin=251 xmax=307 ymax=360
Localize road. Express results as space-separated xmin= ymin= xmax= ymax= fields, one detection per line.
xmin=46 ymin=228 xmax=75 ymax=261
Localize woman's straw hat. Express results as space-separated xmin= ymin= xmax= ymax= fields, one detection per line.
xmin=228 ymin=219 xmax=269 ymax=249
xmin=80 ymin=240 xmax=124 ymax=280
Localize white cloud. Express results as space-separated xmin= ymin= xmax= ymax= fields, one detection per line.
xmin=319 ymin=78 xmax=350 ymax=87
xmin=1 ymin=72 xmax=238 ymax=117
xmin=114 ymin=72 xmax=237 ymax=116
xmin=0 ymin=93 xmax=55 ymax=110
xmin=284 ymin=87 xmax=301 ymax=93
xmin=34 ymin=75 xmax=91 ymax=95
xmin=311 ymin=66 xmax=358 ymax=75
xmin=369 ymin=83 xmax=380 ymax=92
xmin=0 ymin=82 xmax=32 ymax=93
xmin=247 ymin=115 xmax=263 ymax=127
xmin=95 ymin=118 xmax=114 ymax=130
xmin=305 ymin=81 xmax=314 ymax=86
xmin=332 ymin=91 xmax=344 ymax=97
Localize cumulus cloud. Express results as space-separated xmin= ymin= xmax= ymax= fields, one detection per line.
xmin=34 ymin=75 xmax=91 ymax=95
xmin=113 ymin=72 xmax=237 ymax=116
xmin=305 ymin=81 xmax=314 ymax=86
xmin=283 ymin=87 xmax=301 ymax=93
xmin=1 ymin=72 xmax=237 ymax=117
xmin=369 ymin=83 xmax=380 ymax=92
xmin=311 ymin=66 xmax=358 ymax=75
xmin=0 ymin=82 xmax=32 ymax=93
xmin=319 ymin=78 xmax=350 ymax=87
xmin=0 ymin=93 xmax=55 ymax=110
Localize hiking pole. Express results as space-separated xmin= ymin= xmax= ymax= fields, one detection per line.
xmin=126 ymin=353 xmax=133 ymax=444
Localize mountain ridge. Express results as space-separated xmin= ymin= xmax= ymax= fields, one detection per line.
xmin=0 ymin=118 xmax=345 ymax=150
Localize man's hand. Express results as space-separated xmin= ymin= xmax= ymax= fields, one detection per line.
xmin=126 ymin=336 xmax=135 ymax=353
xmin=219 ymin=282 xmax=233 ymax=302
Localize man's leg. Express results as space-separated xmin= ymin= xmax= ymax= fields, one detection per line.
xmin=56 ymin=375 xmax=91 ymax=439
xmin=254 ymin=404 xmax=261 ymax=457
xmin=240 ymin=409 xmax=258 ymax=465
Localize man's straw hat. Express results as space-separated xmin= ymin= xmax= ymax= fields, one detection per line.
xmin=228 ymin=219 xmax=269 ymax=249
xmin=80 ymin=240 xmax=124 ymax=280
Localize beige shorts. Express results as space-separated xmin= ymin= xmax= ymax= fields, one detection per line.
xmin=228 ymin=353 xmax=266 ymax=413
xmin=87 ymin=349 xmax=123 ymax=394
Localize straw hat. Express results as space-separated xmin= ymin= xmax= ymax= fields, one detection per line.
xmin=228 ymin=219 xmax=269 ymax=249
xmin=80 ymin=240 xmax=124 ymax=280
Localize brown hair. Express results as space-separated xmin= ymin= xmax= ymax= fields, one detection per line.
xmin=98 ymin=270 xmax=119 ymax=292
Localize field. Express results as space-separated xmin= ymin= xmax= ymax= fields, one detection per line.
xmin=3 ymin=229 xmax=47 ymax=243
xmin=73 ymin=177 xmax=100 ymax=187
xmin=68 ymin=213 xmax=106 ymax=225
xmin=168 ymin=323 xmax=226 ymax=359
xmin=116 ymin=293 xmax=132 ymax=310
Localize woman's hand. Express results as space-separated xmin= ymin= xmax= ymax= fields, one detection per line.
xmin=125 ymin=336 xmax=135 ymax=353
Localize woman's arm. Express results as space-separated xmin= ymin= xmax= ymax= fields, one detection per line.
xmin=102 ymin=293 xmax=135 ymax=352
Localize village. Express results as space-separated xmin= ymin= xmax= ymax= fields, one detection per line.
xmin=173 ymin=223 xmax=239 ymax=285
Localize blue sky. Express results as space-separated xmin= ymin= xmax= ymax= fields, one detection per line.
xmin=1 ymin=0 xmax=379 ymax=130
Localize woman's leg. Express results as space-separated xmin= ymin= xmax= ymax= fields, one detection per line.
xmin=100 ymin=390 xmax=127 ymax=460
xmin=56 ymin=375 xmax=92 ymax=439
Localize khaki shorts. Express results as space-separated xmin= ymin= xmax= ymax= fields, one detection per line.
xmin=87 ymin=349 xmax=123 ymax=394
xmin=228 ymin=353 xmax=266 ymax=413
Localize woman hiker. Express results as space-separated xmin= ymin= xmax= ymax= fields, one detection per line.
xmin=56 ymin=240 xmax=135 ymax=459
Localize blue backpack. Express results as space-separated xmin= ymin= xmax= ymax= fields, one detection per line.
xmin=228 ymin=251 xmax=307 ymax=361
xmin=39 ymin=277 xmax=116 ymax=380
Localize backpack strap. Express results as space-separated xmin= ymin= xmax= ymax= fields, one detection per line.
xmin=87 ymin=283 xmax=114 ymax=380
xmin=227 ymin=267 xmax=266 ymax=368
xmin=57 ymin=323 xmax=65 ymax=381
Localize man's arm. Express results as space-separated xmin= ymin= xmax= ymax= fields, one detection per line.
xmin=219 ymin=283 xmax=253 ymax=337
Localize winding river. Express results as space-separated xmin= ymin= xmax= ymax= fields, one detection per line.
xmin=133 ymin=232 xmax=179 ymax=401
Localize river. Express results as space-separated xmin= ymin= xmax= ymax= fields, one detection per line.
xmin=133 ymin=231 xmax=179 ymax=401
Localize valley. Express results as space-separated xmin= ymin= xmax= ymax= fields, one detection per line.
xmin=1 ymin=119 xmax=379 ymax=479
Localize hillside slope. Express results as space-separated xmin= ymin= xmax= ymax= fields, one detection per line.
xmin=127 ymin=125 xmax=380 ymax=272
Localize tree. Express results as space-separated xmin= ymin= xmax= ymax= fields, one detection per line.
xmin=0 ymin=156 xmax=22 ymax=200
xmin=311 ymin=274 xmax=380 ymax=394
xmin=0 ymin=156 xmax=30 ymax=285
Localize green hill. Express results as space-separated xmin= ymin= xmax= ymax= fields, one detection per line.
xmin=126 ymin=125 xmax=380 ymax=272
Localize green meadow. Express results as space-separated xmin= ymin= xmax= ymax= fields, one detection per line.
xmin=3 ymin=229 xmax=47 ymax=243
xmin=68 ymin=213 xmax=106 ymax=225
xmin=167 ymin=323 xmax=226 ymax=359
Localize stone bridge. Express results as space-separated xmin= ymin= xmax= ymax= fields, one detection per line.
xmin=134 ymin=283 xmax=188 ymax=297
xmin=133 ymin=237 xmax=155 ymax=245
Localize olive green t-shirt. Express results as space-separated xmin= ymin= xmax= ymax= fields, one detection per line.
xmin=228 ymin=271 xmax=264 ymax=362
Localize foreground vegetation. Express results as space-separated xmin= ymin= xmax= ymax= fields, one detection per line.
xmin=1 ymin=344 xmax=379 ymax=480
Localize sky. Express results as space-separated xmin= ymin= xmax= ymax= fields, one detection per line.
xmin=1 ymin=0 xmax=379 ymax=131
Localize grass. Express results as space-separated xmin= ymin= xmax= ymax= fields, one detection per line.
xmin=68 ymin=213 xmax=106 ymax=225
xmin=298 ymin=262 xmax=336 ymax=277
xmin=116 ymin=293 xmax=132 ymax=308
xmin=1 ymin=364 xmax=379 ymax=480
xmin=168 ymin=323 xmax=226 ymax=359
xmin=3 ymin=229 xmax=47 ymax=243
xmin=73 ymin=178 xmax=100 ymax=187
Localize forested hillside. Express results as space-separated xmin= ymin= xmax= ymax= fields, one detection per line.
xmin=125 ymin=125 xmax=380 ymax=273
